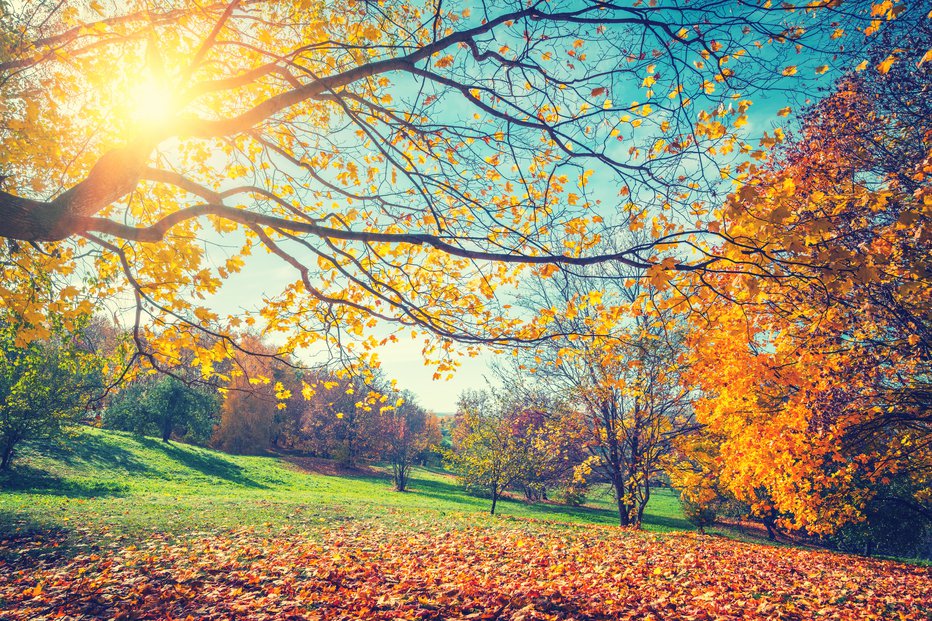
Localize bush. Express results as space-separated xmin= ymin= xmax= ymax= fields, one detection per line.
xmin=830 ymin=491 xmax=932 ymax=560
xmin=557 ymin=481 xmax=588 ymax=507
xmin=681 ymin=494 xmax=718 ymax=534
xmin=0 ymin=321 xmax=103 ymax=470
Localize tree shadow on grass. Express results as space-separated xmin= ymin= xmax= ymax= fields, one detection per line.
xmin=406 ymin=475 xmax=490 ymax=508
xmin=135 ymin=437 xmax=268 ymax=489
xmin=0 ymin=463 xmax=129 ymax=497
xmin=0 ymin=515 xmax=74 ymax=566
xmin=641 ymin=513 xmax=694 ymax=531
xmin=279 ymin=452 xmax=392 ymax=481
xmin=2 ymin=432 xmax=148 ymax=497
xmin=31 ymin=432 xmax=154 ymax=476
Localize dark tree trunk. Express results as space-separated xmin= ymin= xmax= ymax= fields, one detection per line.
xmin=763 ymin=513 xmax=778 ymax=541
xmin=612 ymin=474 xmax=630 ymax=526
xmin=394 ymin=461 xmax=408 ymax=491
xmin=617 ymin=496 xmax=631 ymax=526
xmin=161 ymin=415 xmax=172 ymax=442
xmin=0 ymin=430 xmax=21 ymax=471
xmin=634 ymin=485 xmax=650 ymax=529
xmin=490 ymin=486 xmax=499 ymax=515
xmin=0 ymin=441 xmax=14 ymax=471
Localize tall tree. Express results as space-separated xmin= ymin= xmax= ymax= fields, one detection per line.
xmin=212 ymin=334 xmax=296 ymax=454
xmin=681 ymin=19 xmax=931 ymax=545
xmin=517 ymin=248 xmax=695 ymax=527
xmin=448 ymin=389 xmax=526 ymax=515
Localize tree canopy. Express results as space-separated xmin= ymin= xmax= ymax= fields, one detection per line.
xmin=0 ymin=0 xmax=918 ymax=377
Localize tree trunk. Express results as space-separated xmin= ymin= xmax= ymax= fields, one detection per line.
xmin=490 ymin=486 xmax=499 ymax=515
xmin=634 ymin=486 xmax=650 ymax=529
xmin=613 ymin=475 xmax=630 ymax=526
xmin=616 ymin=496 xmax=631 ymax=527
xmin=394 ymin=461 xmax=408 ymax=491
xmin=0 ymin=440 xmax=14 ymax=471
xmin=161 ymin=416 xmax=172 ymax=442
xmin=0 ymin=140 xmax=152 ymax=241
xmin=763 ymin=513 xmax=778 ymax=541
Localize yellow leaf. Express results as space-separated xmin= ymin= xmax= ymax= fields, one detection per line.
xmin=876 ymin=54 xmax=896 ymax=74
xmin=777 ymin=107 xmax=791 ymax=117
xmin=538 ymin=264 xmax=559 ymax=278
xmin=782 ymin=66 xmax=797 ymax=76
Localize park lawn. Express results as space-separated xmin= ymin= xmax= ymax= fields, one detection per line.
xmin=1 ymin=427 xmax=929 ymax=620
xmin=0 ymin=426 xmax=691 ymax=545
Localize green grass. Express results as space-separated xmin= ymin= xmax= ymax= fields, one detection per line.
xmin=0 ymin=426 xmax=712 ymax=554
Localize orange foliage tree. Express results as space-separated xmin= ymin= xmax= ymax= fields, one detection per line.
xmin=212 ymin=334 xmax=299 ymax=454
xmin=679 ymin=21 xmax=931 ymax=545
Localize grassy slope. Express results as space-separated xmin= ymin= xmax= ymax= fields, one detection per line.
xmin=0 ymin=426 xmax=695 ymax=543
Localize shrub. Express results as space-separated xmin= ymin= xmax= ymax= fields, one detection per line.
xmin=681 ymin=494 xmax=718 ymax=534
xmin=557 ymin=481 xmax=588 ymax=507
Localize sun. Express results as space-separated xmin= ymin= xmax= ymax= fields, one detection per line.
xmin=130 ymin=77 xmax=178 ymax=127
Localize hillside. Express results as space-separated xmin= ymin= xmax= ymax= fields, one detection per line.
xmin=0 ymin=426 xmax=689 ymax=539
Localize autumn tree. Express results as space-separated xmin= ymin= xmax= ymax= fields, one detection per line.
xmin=0 ymin=0 xmax=912 ymax=383
xmin=485 ymin=375 xmax=587 ymax=502
xmin=212 ymin=334 xmax=298 ymax=455
xmin=516 ymin=246 xmax=696 ymax=527
xmin=447 ymin=389 xmax=527 ymax=515
xmin=290 ymin=372 xmax=390 ymax=465
xmin=681 ymin=18 xmax=931 ymax=553
xmin=380 ymin=390 xmax=441 ymax=491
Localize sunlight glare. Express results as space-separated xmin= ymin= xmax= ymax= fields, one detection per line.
xmin=131 ymin=77 xmax=177 ymax=127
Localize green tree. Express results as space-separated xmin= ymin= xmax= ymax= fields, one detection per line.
xmin=103 ymin=375 xmax=219 ymax=443
xmin=0 ymin=320 xmax=101 ymax=470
